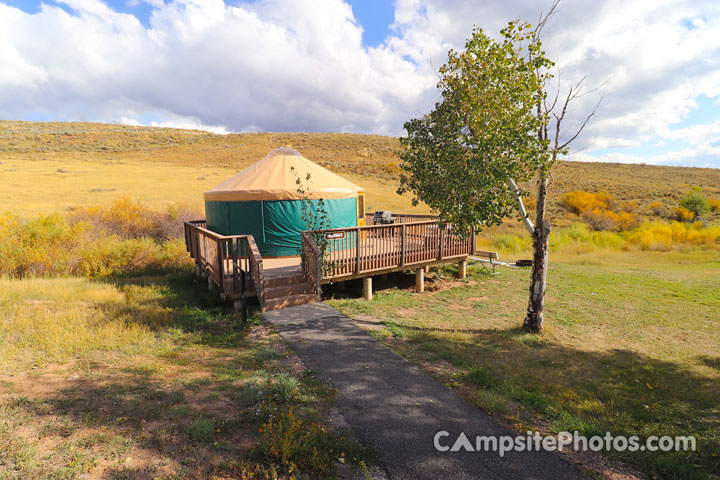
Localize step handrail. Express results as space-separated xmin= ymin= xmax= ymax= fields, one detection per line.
xmin=184 ymin=220 xmax=266 ymax=310
xmin=300 ymin=231 xmax=322 ymax=299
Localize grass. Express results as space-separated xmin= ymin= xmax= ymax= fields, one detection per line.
xmin=0 ymin=272 xmax=376 ymax=479
xmin=3 ymin=120 xmax=720 ymax=226
xmin=328 ymin=251 xmax=720 ymax=479
xmin=3 ymin=119 xmax=720 ymax=479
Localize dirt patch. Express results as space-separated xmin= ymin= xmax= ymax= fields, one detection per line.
xmin=396 ymin=308 xmax=417 ymax=318
xmin=351 ymin=313 xmax=387 ymax=331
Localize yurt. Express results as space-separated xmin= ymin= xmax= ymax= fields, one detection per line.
xmin=204 ymin=147 xmax=366 ymax=257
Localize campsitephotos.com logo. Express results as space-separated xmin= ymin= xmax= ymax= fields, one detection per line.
xmin=434 ymin=430 xmax=697 ymax=457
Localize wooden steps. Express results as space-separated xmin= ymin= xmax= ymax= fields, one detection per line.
xmin=265 ymin=292 xmax=318 ymax=311
xmin=263 ymin=266 xmax=318 ymax=311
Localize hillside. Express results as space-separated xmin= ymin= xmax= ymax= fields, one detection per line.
xmin=2 ymin=120 xmax=719 ymax=224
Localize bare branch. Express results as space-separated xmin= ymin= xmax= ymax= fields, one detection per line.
xmin=534 ymin=0 xmax=561 ymax=43
xmin=558 ymin=89 xmax=605 ymax=150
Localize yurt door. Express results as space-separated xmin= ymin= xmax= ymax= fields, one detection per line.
xmin=357 ymin=192 xmax=366 ymax=226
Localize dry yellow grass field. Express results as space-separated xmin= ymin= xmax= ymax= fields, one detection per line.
xmin=3 ymin=120 xmax=720 ymax=223
xmin=1 ymin=120 xmax=719 ymax=479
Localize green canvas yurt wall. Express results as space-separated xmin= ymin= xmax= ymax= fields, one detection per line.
xmin=204 ymin=148 xmax=365 ymax=257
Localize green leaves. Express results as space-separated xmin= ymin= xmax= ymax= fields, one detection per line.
xmin=398 ymin=20 xmax=553 ymax=232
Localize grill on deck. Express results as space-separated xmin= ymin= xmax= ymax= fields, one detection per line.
xmin=373 ymin=211 xmax=396 ymax=225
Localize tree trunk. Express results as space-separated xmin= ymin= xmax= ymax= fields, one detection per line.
xmin=524 ymin=172 xmax=551 ymax=333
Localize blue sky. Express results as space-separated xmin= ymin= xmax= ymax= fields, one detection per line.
xmin=0 ymin=0 xmax=719 ymax=168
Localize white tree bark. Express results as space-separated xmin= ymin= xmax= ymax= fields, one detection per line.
xmin=507 ymin=177 xmax=535 ymax=235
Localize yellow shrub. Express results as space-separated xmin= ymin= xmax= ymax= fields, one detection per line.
xmin=622 ymin=200 xmax=638 ymax=213
xmin=648 ymin=201 xmax=663 ymax=216
xmin=0 ymin=207 xmax=193 ymax=279
xmin=709 ymin=198 xmax=720 ymax=213
xmin=562 ymin=191 xmax=611 ymax=215
xmin=71 ymin=197 xmax=201 ymax=240
xmin=674 ymin=207 xmax=695 ymax=222
xmin=523 ymin=194 xmax=537 ymax=212
xmin=625 ymin=221 xmax=720 ymax=250
xmin=494 ymin=221 xmax=720 ymax=255
xmin=616 ymin=211 xmax=639 ymax=231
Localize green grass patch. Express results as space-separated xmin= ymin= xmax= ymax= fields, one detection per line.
xmin=330 ymin=250 xmax=720 ymax=480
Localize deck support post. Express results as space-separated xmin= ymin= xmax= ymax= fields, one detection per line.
xmin=458 ymin=260 xmax=467 ymax=279
xmin=195 ymin=264 xmax=202 ymax=277
xmin=207 ymin=276 xmax=214 ymax=291
xmin=363 ymin=277 xmax=373 ymax=301
xmin=415 ymin=268 xmax=424 ymax=293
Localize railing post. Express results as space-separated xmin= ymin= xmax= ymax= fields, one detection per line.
xmin=400 ymin=224 xmax=406 ymax=267
xmin=217 ymin=238 xmax=224 ymax=297
xmin=470 ymin=225 xmax=476 ymax=255
xmin=438 ymin=226 xmax=444 ymax=260
xmin=240 ymin=269 xmax=247 ymax=325
xmin=232 ymin=239 xmax=239 ymax=296
xmin=316 ymin=258 xmax=322 ymax=300
xmin=202 ymin=234 xmax=207 ymax=269
xmin=355 ymin=230 xmax=361 ymax=274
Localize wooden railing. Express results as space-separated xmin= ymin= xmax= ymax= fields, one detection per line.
xmin=306 ymin=220 xmax=474 ymax=282
xmin=300 ymin=231 xmax=322 ymax=299
xmin=184 ymin=221 xmax=266 ymax=309
xmin=363 ymin=213 xmax=439 ymax=225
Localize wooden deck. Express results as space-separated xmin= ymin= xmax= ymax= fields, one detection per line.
xmin=184 ymin=215 xmax=475 ymax=311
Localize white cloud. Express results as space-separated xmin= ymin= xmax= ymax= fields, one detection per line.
xmin=669 ymin=120 xmax=720 ymax=146
xmin=0 ymin=0 xmax=435 ymax=134
xmin=572 ymin=145 xmax=720 ymax=167
xmin=0 ymin=0 xmax=718 ymax=167
xmin=117 ymin=113 xmax=230 ymax=134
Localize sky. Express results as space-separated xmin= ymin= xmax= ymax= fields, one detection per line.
xmin=0 ymin=0 xmax=719 ymax=168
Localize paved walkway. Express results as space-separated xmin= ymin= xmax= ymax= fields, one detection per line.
xmin=264 ymin=303 xmax=586 ymax=480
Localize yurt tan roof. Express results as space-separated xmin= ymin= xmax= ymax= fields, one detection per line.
xmin=204 ymin=147 xmax=364 ymax=202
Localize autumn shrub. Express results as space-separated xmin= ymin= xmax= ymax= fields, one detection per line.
xmin=680 ymin=189 xmax=710 ymax=218
xmin=648 ymin=201 xmax=663 ymax=216
xmin=523 ymin=194 xmax=537 ymax=212
xmin=0 ymin=209 xmax=192 ymax=279
xmin=622 ymin=200 xmax=638 ymax=213
xmin=674 ymin=207 xmax=695 ymax=222
xmin=563 ymin=190 xmax=637 ymax=231
xmin=582 ymin=208 xmax=617 ymax=231
xmin=490 ymin=220 xmax=720 ymax=255
xmin=70 ymin=197 xmax=200 ymax=240
xmin=582 ymin=208 xmax=638 ymax=232
xmin=562 ymin=191 xmax=613 ymax=215
xmin=707 ymin=198 xmax=720 ymax=213
xmin=625 ymin=221 xmax=720 ymax=251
